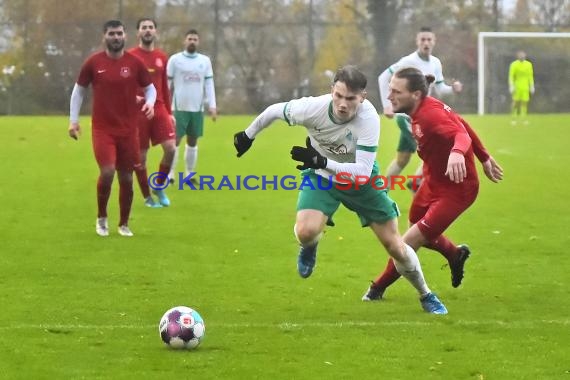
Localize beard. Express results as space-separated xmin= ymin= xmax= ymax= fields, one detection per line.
xmin=186 ymin=44 xmax=197 ymax=54
xmin=392 ymin=102 xmax=413 ymax=115
xmin=141 ymin=34 xmax=154 ymax=46
xmin=107 ymin=39 xmax=125 ymax=53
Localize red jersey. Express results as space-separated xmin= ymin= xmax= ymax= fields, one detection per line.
xmin=76 ymin=51 xmax=152 ymax=136
xmin=128 ymin=47 xmax=172 ymax=113
xmin=411 ymin=97 xmax=490 ymax=191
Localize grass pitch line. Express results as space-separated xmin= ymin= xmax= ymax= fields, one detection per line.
xmin=2 ymin=319 xmax=568 ymax=331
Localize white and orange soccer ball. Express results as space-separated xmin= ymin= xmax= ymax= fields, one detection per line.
xmin=159 ymin=306 xmax=205 ymax=349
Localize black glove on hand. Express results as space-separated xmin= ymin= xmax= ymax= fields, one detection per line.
xmin=234 ymin=131 xmax=254 ymax=157
xmin=290 ymin=137 xmax=327 ymax=170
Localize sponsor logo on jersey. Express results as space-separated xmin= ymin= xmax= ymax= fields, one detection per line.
xmin=120 ymin=67 xmax=131 ymax=78
xmin=412 ymin=123 xmax=423 ymax=138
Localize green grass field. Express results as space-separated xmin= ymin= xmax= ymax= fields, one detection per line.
xmin=0 ymin=114 xmax=568 ymax=379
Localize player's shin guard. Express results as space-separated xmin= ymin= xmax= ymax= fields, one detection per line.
xmin=393 ymin=244 xmax=431 ymax=296
xmin=157 ymin=163 xmax=171 ymax=185
xmin=118 ymin=181 xmax=134 ymax=226
xmin=169 ymin=148 xmax=179 ymax=180
xmin=135 ymin=165 xmax=151 ymax=198
xmin=373 ymin=259 xmax=401 ymax=291
xmin=96 ymin=176 xmax=112 ymax=218
xmin=185 ymin=145 xmax=198 ymax=174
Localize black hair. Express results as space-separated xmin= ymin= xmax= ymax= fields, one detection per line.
xmin=185 ymin=29 xmax=199 ymax=36
xmin=333 ymin=65 xmax=367 ymax=92
xmin=103 ymin=20 xmax=124 ymax=33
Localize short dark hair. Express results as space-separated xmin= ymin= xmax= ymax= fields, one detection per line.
xmin=419 ymin=26 xmax=432 ymax=33
xmin=393 ymin=67 xmax=435 ymax=98
xmin=136 ymin=18 xmax=156 ymax=30
xmin=333 ymin=65 xmax=367 ymax=92
xmin=186 ymin=29 xmax=199 ymax=36
xmin=103 ymin=20 xmax=124 ymax=33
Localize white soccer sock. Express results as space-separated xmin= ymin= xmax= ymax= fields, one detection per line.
xmin=169 ymin=146 xmax=180 ymax=179
xmin=393 ymin=244 xmax=431 ymax=296
xmin=385 ymin=160 xmax=403 ymax=187
xmin=185 ymin=145 xmax=198 ymax=174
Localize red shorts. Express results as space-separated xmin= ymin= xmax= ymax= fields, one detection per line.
xmin=409 ymin=180 xmax=478 ymax=241
xmin=137 ymin=104 xmax=175 ymax=150
xmin=92 ymin=130 xmax=140 ymax=171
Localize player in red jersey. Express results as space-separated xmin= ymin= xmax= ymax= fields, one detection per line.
xmin=363 ymin=67 xmax=503 ymax=301
xmin=68 ymin=20 xmax=156 ymax=237
xmin=129 ymin=18 xmax=176 ymax=208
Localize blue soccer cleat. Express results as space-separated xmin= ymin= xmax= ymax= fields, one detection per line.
xmin=153 ymin=189 xmax=170 ymax=207
xmin=420 ymin=293 xmax=448 ymax=315
xmin=297 ymin=244 xmax=317 ymax=278
xmin=144 ymin=196 xmax=163 ymax=208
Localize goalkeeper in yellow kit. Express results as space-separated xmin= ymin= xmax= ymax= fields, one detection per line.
xmin=509 ymin=50 xmax=534 ymax=125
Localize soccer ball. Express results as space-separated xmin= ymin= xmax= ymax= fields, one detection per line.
xmin=159 ymin=306 xmax=205 ymax=349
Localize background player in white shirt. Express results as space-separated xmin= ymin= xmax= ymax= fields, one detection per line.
xmin=233 ymin=65 xmax=447 ymax=314
xmin=378 ymin=27 xmax=462 ymax=191
xmin=167 ymin=29 xmax=217 ymax=182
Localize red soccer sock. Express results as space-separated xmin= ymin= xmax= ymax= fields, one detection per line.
xmin=97 ymin=176 xmax=112 ymax=218
xmin=156 ymin=162 xmax=171 ymax=185
xmin=372 ymin=259 xmax=401 ymax=290
xmin=118 ymin=181 xmax=134 ymax=226
xmin=424 ymin=235 xmax=459 ymax=264
xmin=135 ymin=166 xmax=151 ymax=198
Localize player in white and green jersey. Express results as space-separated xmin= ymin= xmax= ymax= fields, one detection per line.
xmin=378 ymin=27 xmax=462 ymax=191
xmin=166 ymin=29 xmax=217 ymax=182
xmin=233 ymin=65 xmax=447 ymax=314
xmin=509 ymin=50 xmax=535 ymax=125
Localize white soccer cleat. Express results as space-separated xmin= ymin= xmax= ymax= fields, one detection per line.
xmin=118 ymin=225 xmax=134 ymax=237
xmin=96 ymin=217 xmax=109 ymax=237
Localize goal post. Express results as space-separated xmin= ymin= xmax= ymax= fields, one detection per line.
xmin=477 ymin=31 xmax=570 ymax=115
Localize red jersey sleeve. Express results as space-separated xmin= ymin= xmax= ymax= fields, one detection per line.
xmin=136 ymin=58 xmax=153 ymax=89
xmin=160 ymin=52 xmax=172 ymax=114
xmin=76 ymin=56 xmax=94 ymax=87
xmin=458 ymin=116 xmax=490 ymax=163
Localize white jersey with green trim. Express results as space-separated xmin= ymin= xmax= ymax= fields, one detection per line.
xmin=167 ymin=51 xmax=213 ymax=112
xmin=380 ymin=51 xmax=447 ymax=109
xmin=284 ymin=94 xmax=380 ymax=178
xmin=389 ymin=51 xmax=445 ymax=84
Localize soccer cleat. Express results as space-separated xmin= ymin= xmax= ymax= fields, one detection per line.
xmin=118 ymin=225 xmax=134 ymax=237
xmin=420 ymin=293 xmax=448 ymax=315
xmin=450 ymin=244 xmax=471 ymax=288
xmin=297 ymin=244 xmax=317 ymax=278
xmin=153 ymin=189 xmax=170 ymax=207
xmin=96 ymin=217 xmax=109 ymax=237
xmin=361 ymin=282 xmax=384 ymax=301
xmin=144 ymin=196 xmax=163 ymax=208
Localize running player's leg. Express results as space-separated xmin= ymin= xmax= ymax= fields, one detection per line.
xmin=92 ymin=131 xmax=116 ymax=236
xmin=184 ymin=112 xmax=204 ymax=178
xmin=115 ymin=133 xmax=139 ymax=235
xmin=295 ymin=173 xmax=340 ymax=278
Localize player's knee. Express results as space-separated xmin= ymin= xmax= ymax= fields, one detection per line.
xmin=294 ymin=223 xmax=323 ymax=246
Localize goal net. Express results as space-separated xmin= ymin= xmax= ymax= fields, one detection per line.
xmin=477 ymin=32 xmax=570 ymax=115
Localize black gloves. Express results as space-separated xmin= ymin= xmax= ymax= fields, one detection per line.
xmin=234 ymin=131 xmax=254 ymax=157
xmin=290 ymin=137 xmax=327 ymax=170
